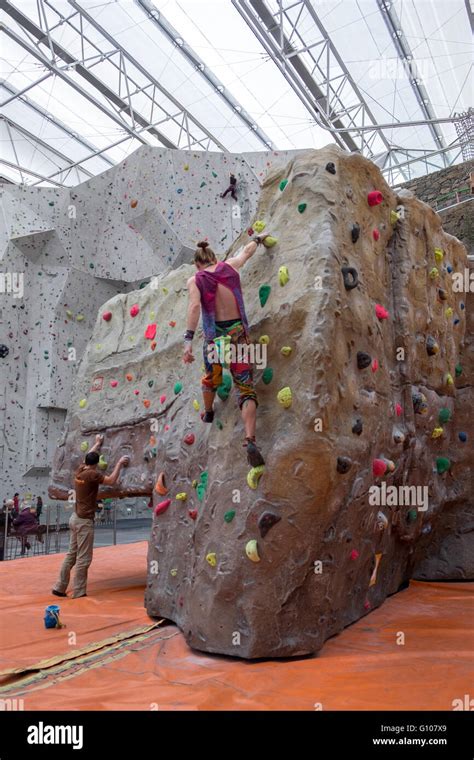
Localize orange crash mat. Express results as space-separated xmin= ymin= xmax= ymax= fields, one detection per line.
xmin=0 ymin=542 xmax=472 ymax=710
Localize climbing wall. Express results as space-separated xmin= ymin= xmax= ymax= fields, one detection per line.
xmin=48 ymin=145 xmax=470 ymax=658
xmin=0 ymin=147 xmax=301 ymax=506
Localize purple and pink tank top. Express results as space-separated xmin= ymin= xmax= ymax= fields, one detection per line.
xmin=195 ymin=261 xmax=249 ymax=341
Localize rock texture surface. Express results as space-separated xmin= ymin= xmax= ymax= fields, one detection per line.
xmin=49 ymin=145 xmax=471 ymax=658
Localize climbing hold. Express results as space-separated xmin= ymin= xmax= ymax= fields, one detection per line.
xmin=191 ymin=480 xmax=198 ymax=489
xmin=395 ymin=403 xmax=403 ymax=416
xmin=196 ymin=484 xmax=205 ymax=501
xmin=66 ymin=309 xmax=73 ymax=318
xmin=200 ymin=472 xmax=209 ymax=487
xmin=245 ymin=539 xmax=260 ymax=563
xmin=393 ymin=429 xmax=405 ymax=444
xmin=297 ymin=202 xmax=307 ymax=213
xmin=184 ymin=164 xmax=189 ymax=170
xmin=0 ymin=345 xmax=9 ymax=359
xmin=371 ymin=358 xmax=379 ymax=373
xmin=357 ymin=351 xmax=372 ymax=369
xmin=257 ymin=512 xmax=281 ymax=538
xmin=130 ymin=304 xmax=140 ymax=317
xmin=262 ymin=236 xmax=278 ymax=248
xmin=144 ymin=324 xmax=157 ymax=340
xmin=429 ymin=267 xmax=439 ymax=279
xmin=325 ymin=162 xmax=336 ymax=174
xmin=184 ymin=433 xmax=195 ymax=445
xmin=130 ymin=199 xmax=138 ymax=208
xmin=431 ymin=427 xmax=444 ymax=439
xmin=445 ymin=373 xmax=454 ymax=386
xmin=162 ymin=287 xmax=168 ymax=295
xmin=407 ymin=509 xmax=418 ymax=524
xmin=188 ymin=509 xmax=198 ymax=520
xmin=259 ymin=335 xmax=270 ymax=344
xmin=206 ymin=552 xmax=217 ymax=567
xmin=98 ymin=455 xmax=107 ymax=470
xmin=176 ymin=493 xmax=187 ymax=501
xmin=174 ymin=382 xmax=183 ymax=394
xmin=76 ymin=314 xmax=85 ymax=322
xmin=217 ymin=373 xmax=232 ymax=401
xmin=447 ymin=265 xmax=453 ymax=273
xmin=445 ymin=307 xmax=453 ymax=318
xmin=148 ymin=380 xmax=154 ymax=388
xmin=390 ymin=209 xmax=401 ymax=224
xmin=80 ymin=441 xmax=89 ymax=452
xmin=262 ymin=367 xmax=273 ymax=384
xmin=215 ymin=419 xmax=223 ymax=430
xmin=277 ymin=387 xmax=292 ymax=408
xmin=337 ymin=456 xmax=352 ymax=474
xmin=79 ymin=399 xmax=87 ymax=409
xmin=279 ymin=179 xmax=288 ymax=191
xmin=253 ymin=220 xmax=266 ymax=233
xmin=458 ymin=432 xmax=467 ymax=442
xmin=224 ymin=510 xmax=236 ymax=523
xmin=155 ymin=499 xmax=171 ymax=516
xmin=102 ymin=311 xmax=112 ymax=321
xmin=169 ymin=320 xmax=176 ymax=327
xmin=247 ymin=227 xmax=254 ymax=236
xmin=375 ymin=304 xmax=389 ymax=320
xmin=193 ymin=399 xmax=200 ymax=411
xmin=352 ymin=418 xmax=363 ymax=435
xmin=126 ymin=374 xmax=133 ymax=381
xmin=134 ymin=389 xmax=139 ymax=396
xmin=367 ymin=191 xmax=383 ymax=206
xmin=434 ymin=247 xmax=444 ymax=262
xmin=259 ymin=285 xmax=271 ymax=306
xmin=110 ymin=380 xmax=118 ymax=387
xmin=426 ymin=336 xmax=439 ymax=356
xmin=372 ymin=229 xmax=380 ymax=241
xmin=247 ymin=465 xmax=265 ymax=490
xmin=372 ymin=458 xmax=393 ymax=477
xmin=341 ymin=266 xmax=359 ymax=290
xmin=170 ymin=569 xmax=178 ymax=577
xmin=160 ymin=394 xmax=166 ymax=404
xmin=280 ymin=346 xmax=292 ymax=356
xmin=438 ymin=288 xmax=447 ymax=301
xmin=350 ymin=549 xmax=359 ymax=561
xmin=351 ymin=223 xmax=360 ymax=243
xmin=455 ymin=364 xmax=462 ymax=377
xmin=143 ymin=399 xmax=151 ymax=409
xmin=413 ymin=392 xmax=428 ymax=415
xmin=436 ymin=457 xmax=450 ymax=474
xmin=155 ymin=473 xmax=168 ymax=495
xmin=375 ymin=512 xmax=388 ymax=532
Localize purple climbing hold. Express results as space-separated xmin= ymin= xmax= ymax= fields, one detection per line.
xmin=357 ymin=351 xmax=372 ymax=369
xmin=258 ymin=512 xmax=281 ymax=538
xmin=337 ymin=456 xmax=352 ymax=474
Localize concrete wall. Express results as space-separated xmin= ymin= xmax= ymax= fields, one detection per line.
xmin=0 ymin=145 xmax=303 ymax=508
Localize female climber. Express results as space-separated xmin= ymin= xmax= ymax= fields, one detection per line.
xmin=182 ymin=238 xmax=268 ymax=467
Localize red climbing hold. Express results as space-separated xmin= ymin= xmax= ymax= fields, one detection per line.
xmin=373 ymin=459 xmax=387 ymax=477
xmin=134 ymin=389 xmax=139 ymax=396
xmin=184 ymin=433 xmax=195 ymax=445
xmin=372 ymin=229 xmax=380 ymax=241
xmin=375 ymin=304 xmax=389 ymax=320
xmin=371 ymin=358 xmax=379 ymax=372
xmin=169 ymin=321 xmax=176 ymax=327
xmin=102 ymin=311 xmax=112 ymax=321
xmin=247 ymin=227 xmax=254 ymax=236
xmin=130 ymin=304 xmax=140 ymax=318
xmin=160 ymin=394 xmax=166 ymax=404
xmin=154 ymin=499 xmax=171 ymax=516
xmin=110 ymin=380 xmax=118 ymax=388
xmin=350 ymin=549 xmax=359 ymax=561
xmin=150 ymin=342 xmax=157 ymax=351
xmin=368 ymin=191 xmax=383 ymax=206
xmin=188 ymin=509 xmax=198 ymax=520
xmin=126 ymin=373 xmax=133 ymax=381
xmin=395 ymin=403 xmax=403 ymax=416
xmin=144 ymin=324 xmax=157 ymax=340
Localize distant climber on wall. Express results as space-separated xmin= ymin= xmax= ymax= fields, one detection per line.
xmin=52 ymin=435 xmax=129 ymax=599
xmin=221 ymin=172 xmax=238 ymax=201
xmin=182 ymin=237 xmax=269 ymax=467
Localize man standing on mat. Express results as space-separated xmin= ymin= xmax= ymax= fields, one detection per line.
xmin=52 ymin=436 xmax=129 ymax=599
xmin=183 ymin=237 xmax=268 ymax=467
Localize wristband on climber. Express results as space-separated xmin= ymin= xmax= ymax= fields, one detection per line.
xmin=253 ymin=236 xmax=262 ymax=245
xmin=183 ymin=329 xmax=195 ymax=342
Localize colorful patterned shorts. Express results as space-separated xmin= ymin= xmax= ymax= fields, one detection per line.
xmin=202 ymin=319 xmax=258 ymax=409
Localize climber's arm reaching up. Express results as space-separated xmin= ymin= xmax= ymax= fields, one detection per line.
xmin=227 ymin=236 xmax=267 ymax=270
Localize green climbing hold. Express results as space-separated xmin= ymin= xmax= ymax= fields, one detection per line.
xmin=407 ymin=508 xmax=418 ymax=524
xmin=98 ymin=455 xmax=108 ymax=470
xmin=455 ymin=364 xmax=462 ymax=377
xmin=262 ymin=367 xmax=273 ymax=385
xmin=438 ymin=408 xmax=451 ymax=424
xmin=196 ymin=484 xmax=206 ymax=502
xmin=174 ymin=382 xmax=183 ymax=394
xmin=297 ymin=203 xmax=307 ymax=213
xmin=279 ymin=179 xmax=288 ymax=191
xmin=215 ymin=419 xmax=223 ymax=430
xmin=217 ymin=373 xmax=232 ymax=401
xmin=200 ymin=471 xmax=209 ymax=487
xmin=436 ymin=457 xmax=451 ymax=474
xmin=212 ymin=171 xmax=217 ymax=178
xmin=259 ymin=284 xmax=271 ymax=307
xmin=148 ymin=380 xmax=154 ymax=388
xmin=224 ymin=510 xmax=235 ymax=523
xmin=200 ymin=181 xmax=206 ymax=188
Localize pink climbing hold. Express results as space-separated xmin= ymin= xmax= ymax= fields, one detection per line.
xmin=130 ymin=304 xmax=140 ymax=318
xmin=164 ymin=424 xmax=170 ymax=432
xmin=375 ymin=304 xmax=389 ymax=320
xmin=395 ymin=403 xmax=403 ymax=416
xmin=372 ymin=229 xmax=380 ymax=241
xmin=373 ymin=459 xmax=387 ymax=477
xmin=371 ymin=358 xmax=379 ymax=372
xmin=134 ymin=389 xmax=139 ymax=396
xmin=102 ymin=311 xmax=112 ymax=322
xmin=368 ymin=191 xmax=383 ymax=206
xmin=364 ymin=600 xmax=371 ymax=611
xmin=144 ymin=323 xmax=157 ymax=340
xmin=160 ymin=394 xmax=166 ymax=404
xmin=110 ymin=380 xmax=118 ymax=388
xmin=350 ymin=549 xmax=359 ymax=561
xmin=154 ymin=499 xmax=171 ymax=516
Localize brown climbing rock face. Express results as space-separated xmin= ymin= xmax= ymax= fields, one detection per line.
xmin=49 ymin=145 xmax=470 ymax=659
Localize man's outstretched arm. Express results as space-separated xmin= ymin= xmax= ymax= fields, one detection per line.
xmin=227 ymin=237 xmax=267 ymax=270
xmin=102 ymin=456 xmax=129 ymax=486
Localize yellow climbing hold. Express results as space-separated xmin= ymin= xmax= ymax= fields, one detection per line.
xmin=162 ymin=287 xmax=169 ymax=295
xmin=245 ymin=539 xmax=260 ymax=563
xmin=445 ymin=372 xmax=454 ymax=386
xmin=431 ymin=427 xmax=444 ymax=439
xmin=280 ymin=346 xmax=292 ymax=356
xmin=253 ymin=220 xmax=266 ymax=233
xmin=176 ymin=492 xmax=187 ymax=501
xmin=434 ymin=247 xmax=444 ymax=262
xmin=192 ymin=479 xmax=198 ymax=488
xmin=259 ymin=335 xmax=270 ymax=344
xmin=149 ymin=311 xmax=155 ymax=319
xmin=279 ymin=266 xmax=289 ymax=286
xmin=76 ymin=314 xmax=85 ymax=322
xmin=66 ymin=309 xmax=73 ymax=319
xmin=390 ymin=210 xmax=400 ymax=224
xmin=170 ymin=568 xmax=178 ymax=576
xmin=98 ymin=455 xmax=107 ymax=470
xmin=277 ymin=386 xmax=292 ymax=408
xmin=184 ymin=164 xmax=189 ymax=171
xmin=429 ymin=267 xmax=439 ymax=279
xmin=193 ymin=399 xmax=200 ymax=411
xmin=79 ymin=399 xmax=87 ymax=408
xmin=95 ymin=344 xmax=102 ymax=351
xmin=262 ymin=236 xmax=278 ymax=248
xmin=247 ymin=465 xmax=265 ymax=490
xmin=80 ymin=441 xmax=89 ymax=452
xmin=206 ymin=552 xmax=217 ymax=567
xmin=445 ymin=307 xmax=453 ymax=317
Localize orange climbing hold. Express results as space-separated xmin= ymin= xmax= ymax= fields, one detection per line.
xmin=130 ymin=199 xmax=138 ymax=208
xmin=155 ymin=472 xmax=168 ymax=495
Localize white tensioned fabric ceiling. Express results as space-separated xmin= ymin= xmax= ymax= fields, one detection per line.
xmin=0 ymin=0 xmax=472 ymax=186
